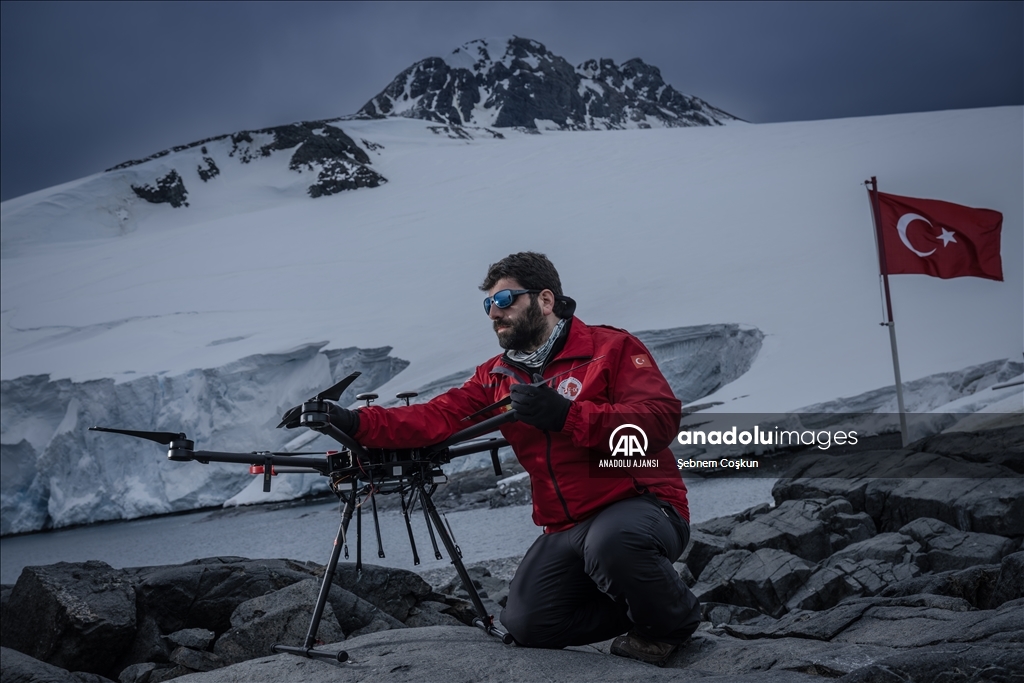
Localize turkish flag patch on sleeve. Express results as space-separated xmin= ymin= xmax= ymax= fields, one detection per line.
xmin=631 ymin=354 xmax=651 ymax=369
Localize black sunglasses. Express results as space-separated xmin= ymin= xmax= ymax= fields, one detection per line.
xmin=483 ymin=289 xmax=541 ymax=314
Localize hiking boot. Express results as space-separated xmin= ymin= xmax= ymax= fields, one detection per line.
xmin=609 ymin=630 xmax=679 ymax=667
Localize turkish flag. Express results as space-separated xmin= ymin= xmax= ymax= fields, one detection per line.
xmin=874 ymin=192 xmax=1003 ymax=281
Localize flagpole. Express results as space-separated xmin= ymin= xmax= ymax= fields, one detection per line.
xmin=866 ymin=176 xmax=910 ymax=447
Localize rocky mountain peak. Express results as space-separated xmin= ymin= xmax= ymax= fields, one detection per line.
xmin=358 ymin=36 xmax=739 ymax=131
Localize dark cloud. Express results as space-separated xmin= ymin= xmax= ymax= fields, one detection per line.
xmin=2 ymin=0 xmax=1020 ymax=201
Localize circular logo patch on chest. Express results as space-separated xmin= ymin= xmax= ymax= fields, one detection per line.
xmin=557 ymin=376 xmax=583 ymax=401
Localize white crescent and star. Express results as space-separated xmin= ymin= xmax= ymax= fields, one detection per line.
xmin=895 ymin=213 xmax=957 ymax=257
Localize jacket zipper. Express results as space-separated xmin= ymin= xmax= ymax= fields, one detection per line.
xmin=545 ymin=430 xmax=575 ymax=523
xmin=500 ymin=354 xmax=584 ymax=526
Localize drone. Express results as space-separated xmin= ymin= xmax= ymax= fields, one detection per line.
xmin=90 ymin=371 xmax=520 ymax=663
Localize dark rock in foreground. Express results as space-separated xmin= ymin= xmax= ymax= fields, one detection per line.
xmin=130 ymin=557 xmax=316 ymax=637
xmin=772 ymin=425 xmax=1024 ymax=537
xmin=899 ymin=516 xmax=1016 ymax=571
xmin=1 ymin=646 xmax=114 ymax=683
xmin=0 ymin=557 xmax=469 ymax=682
xmin=2 ymin=425 xmax=1021 ymax=682
xmin=163 ymin=626 xmax=830 ymax=683
xmin=1 ymin=560 xmax=136 ymax=675
xmin=212 ymin=579 xmax=346 ymax=665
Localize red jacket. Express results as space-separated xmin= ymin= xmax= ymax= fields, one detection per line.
xmin=355 ymin=317 xmax=689 ymax=531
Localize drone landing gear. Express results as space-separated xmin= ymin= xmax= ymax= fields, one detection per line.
xmin=273 ymin=478 xmax=511 ymax=663
xmin=270 ymin=491 xmax=353 ymax=662
xmin=417 ymin=481 xmax=513 ymax=643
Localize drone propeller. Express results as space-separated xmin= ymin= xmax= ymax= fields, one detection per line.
xmin=276 ymin=372 xmax=364 ymax=429
xmin=314 ymin=372 xmax=362 ymax=402
xmin=89 ymin=426 xmax=187 ymax=445
xmin=276 ymin=405 xmax=303 ymax=429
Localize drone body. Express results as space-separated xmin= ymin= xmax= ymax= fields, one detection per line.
xmin=90 ymin=371 xmax=516 ymax=659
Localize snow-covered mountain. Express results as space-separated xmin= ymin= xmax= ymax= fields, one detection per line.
xmin=358 ymin=36 xmax=739 ymax=130
xmin=1 ymin=38 xmax=1021 ymax=535
xmin=0 ymin=37 xmax=735 ymax=231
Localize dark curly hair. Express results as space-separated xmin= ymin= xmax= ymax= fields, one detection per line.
xmin=480 ymin=252 xmax=563 ymax=296
xmin=481 ymin=252 xmax=575 ymax=318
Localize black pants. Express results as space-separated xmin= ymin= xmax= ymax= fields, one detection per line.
xmin=500 ymin=494 xmax=702 ymax=648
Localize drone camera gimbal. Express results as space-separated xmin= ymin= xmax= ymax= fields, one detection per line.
xmin=90 ymin=371 xmax=519 ymax=663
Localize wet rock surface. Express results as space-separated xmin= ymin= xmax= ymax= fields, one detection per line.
xmin=0 ymin=557 xmax=471 ymax=681
xmin=212 ymin=579 xmax=344 ymax=665
xmin=1 ymin=560 xmax=136 ymax=674
xmin=1 ymin=426 xmax=1020 ymax=682
xmin=772 ymin=425 xmax=1023 ymax=537
xmin=898 ymin=516 xmax=1015 ymax=571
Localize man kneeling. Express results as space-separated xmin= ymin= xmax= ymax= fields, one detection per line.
xmin=309 ymin=252 xmax=701 ymax=666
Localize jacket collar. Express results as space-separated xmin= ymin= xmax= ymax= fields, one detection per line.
xmin=492 ymin=316 xmax=593 ymax=380
xmin=548 ymin=316 xmax=593 ymax=362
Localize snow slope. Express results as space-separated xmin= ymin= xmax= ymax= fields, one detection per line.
xmin=3 ymin=109 xmax=1020 ymax=398
xmin=2 ymin=106 xmax=1022 ymax=532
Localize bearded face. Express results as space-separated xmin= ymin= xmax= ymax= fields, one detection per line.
xmin=494 ymin=294 xmax=548 ymax=351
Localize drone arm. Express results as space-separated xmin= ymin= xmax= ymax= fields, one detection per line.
xmin=186 ymin=450 xmax=340 ymax=475
xmin=430 ymin=410 xmax=518 ymax=453
xmin=447 ymin=437 xmax=509 ymax=459
xmin=316 ymin=423 xmax=371 ymax=461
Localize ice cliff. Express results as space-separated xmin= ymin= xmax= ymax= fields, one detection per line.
xmin=0 ymin=344 xmax=408 ymax=535
xmin=1 ymin=324 xmax=763 ymax=534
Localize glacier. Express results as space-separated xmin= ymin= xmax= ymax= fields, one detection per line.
xmin=0 ymin=344 xmax=408 ymax=535
xmin=1 ymin=323 xmax=765 ymax=533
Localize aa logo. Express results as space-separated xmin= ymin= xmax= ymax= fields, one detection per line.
xmin=609 ymin=424 xmax=648 ymax=458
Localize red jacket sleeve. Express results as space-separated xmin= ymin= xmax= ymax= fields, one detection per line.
xmin=353 ymin=363 xmax=497 ymax=448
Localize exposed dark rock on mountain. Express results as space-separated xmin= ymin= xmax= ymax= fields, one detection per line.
xmin=113 ymin=120 xmax=385 ymax=204
xmin=196 ymin=151 xmax=219 ymax=182
xmin=795 ymin=358 xmax=1023 ymax=423
xmin=131 ymin=169 xmax=189 ymax=208
xmin=358 ymin=36 xmax=739 ymax=131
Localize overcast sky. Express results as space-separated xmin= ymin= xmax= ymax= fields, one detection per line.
xmin=1 ymin=0 xmax=1021 ymax=202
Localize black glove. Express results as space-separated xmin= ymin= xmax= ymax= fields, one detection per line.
xmin=279 ymin=402 xmax=359 ymax=435
xmin=509 ymin=383 xmax=571 ymax=432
